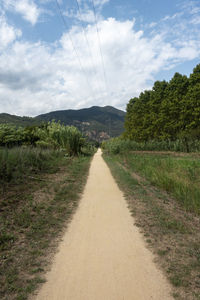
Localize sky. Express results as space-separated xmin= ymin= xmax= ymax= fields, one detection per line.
xmin=0 ymin=0 xmax=200 ymax=116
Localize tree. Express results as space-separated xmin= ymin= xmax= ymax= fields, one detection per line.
xmin=123 ymin=63 xmax=200 ymax=143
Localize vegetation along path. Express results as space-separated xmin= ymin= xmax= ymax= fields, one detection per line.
xmin=35 ymin=149 xmax=172 ymax=300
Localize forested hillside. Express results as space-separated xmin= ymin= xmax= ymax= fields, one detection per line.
xmin=0 ymin=113 xmax=39 ymax=127
xmin=0 ymin=106 xmax=125 ymax=142
xmin=37 ymin=106 xmax=125 ymax=141
xmin=124 ymin=64 xmax=200 ymax=142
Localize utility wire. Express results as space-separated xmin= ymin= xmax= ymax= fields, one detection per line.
xmin=55 ymin=0 xmax=96 ymax=101
xmin=74 ymin=0 xmax=101 ymax=95
xmin=91 ymin=0 xmax=108 ymax=94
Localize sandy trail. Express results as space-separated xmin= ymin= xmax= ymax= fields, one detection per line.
xmin=35 ymin=149 xmax=173 ymax=300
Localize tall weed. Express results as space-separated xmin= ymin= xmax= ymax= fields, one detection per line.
xmin=0 ymin=147 xmax=63 ymax=186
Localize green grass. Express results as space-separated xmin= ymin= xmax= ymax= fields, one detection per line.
xmin=103 ymin=152 xmax=200 ymax=299
xmin=103 ymin=154 xmax=189 ymax=235
xmin=102 ymin=137 xmax=200 ymax=154
xmin=0 ymin=150 xmax=92 ymax=300
xmin=0 ymin=147 xmax=64 ymax=186
xmin=103 ymin=138 xmax=200 ymax=215
xmin=120 ymin=153 xmax=200 ymax=214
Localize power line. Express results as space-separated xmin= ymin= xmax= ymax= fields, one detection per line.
xmin=74 ymin=0 xmax=101 ymax=95
xmin=91 ymin=0 xmax=108 ymax=94
xmin=55 ymin=0 xmax=96 ymax=101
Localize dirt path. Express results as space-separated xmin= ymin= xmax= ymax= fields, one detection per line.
xmin=35 ymin=149 xmax=173 ymax=300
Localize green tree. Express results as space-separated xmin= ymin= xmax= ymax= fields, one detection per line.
xmin=123 ymin=63 xmax=200 ymax=145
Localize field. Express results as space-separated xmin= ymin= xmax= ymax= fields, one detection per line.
xmin=103 ymin=149 xmax=200 ymax=300
xmin=0 ymin=147 xmax=93 ymax=300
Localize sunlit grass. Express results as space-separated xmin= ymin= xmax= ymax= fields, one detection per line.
xmin=121 ymin=153 xmax=200 ymax=214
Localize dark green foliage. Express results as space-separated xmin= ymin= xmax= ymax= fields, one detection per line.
xmin=124 ymin=64 xmax=200 ymax=145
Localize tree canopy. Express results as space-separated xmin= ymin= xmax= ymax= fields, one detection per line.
xmin=124 ymin=63 xmax=200 ymax=142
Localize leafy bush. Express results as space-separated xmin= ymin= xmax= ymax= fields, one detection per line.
xmin=0 ymin=121 xmax=86 ymax=156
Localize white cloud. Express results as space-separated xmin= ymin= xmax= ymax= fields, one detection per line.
xmin=162 ymin=12 xmax=184 ymax=24
xmin=181 ymin=1 xmax=200 ymax=25
xmin=65 ymin=8 xmax=95 ymax=24
xmin=3 ymin=0 xmax=40 ymax=25
xmin=64 ymin=0 xmax=110 ymax=24
xmin=148 ymin=22 xmax=157 ymax=28
xmin=191 ymin=15 xmax=200 ymax=25
xmin=0 ymin=15 xmax=21 ymax=49
xmin=181 ymin=0 xmax=200 ymax=15
xmin=93 ymin=0 xmax=110 ymax=10
xmin=0 ymin=13 xmax=200 ymax=116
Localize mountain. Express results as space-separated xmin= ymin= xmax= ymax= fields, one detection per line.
xmin=0 ymin=113 xmax=39 ymax=127
xmin=36 ymin=106 xmax=126 ymax=141
xmin=0 ymin=106 xmax=126 ymax=142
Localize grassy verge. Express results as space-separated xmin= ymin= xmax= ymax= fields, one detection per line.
xmin=0 ymin=149 xmax=92 ymax=300
xmin=102 ymin=137 xmax=200 ymax=153
xmin=123 ymin=152 xmax=200 ymax=214
xmin=103 ymin=152 xmax=200 ymax=300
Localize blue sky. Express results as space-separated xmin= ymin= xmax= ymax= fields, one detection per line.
xmin=0 ymin=0 xmax=200 ymax=116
